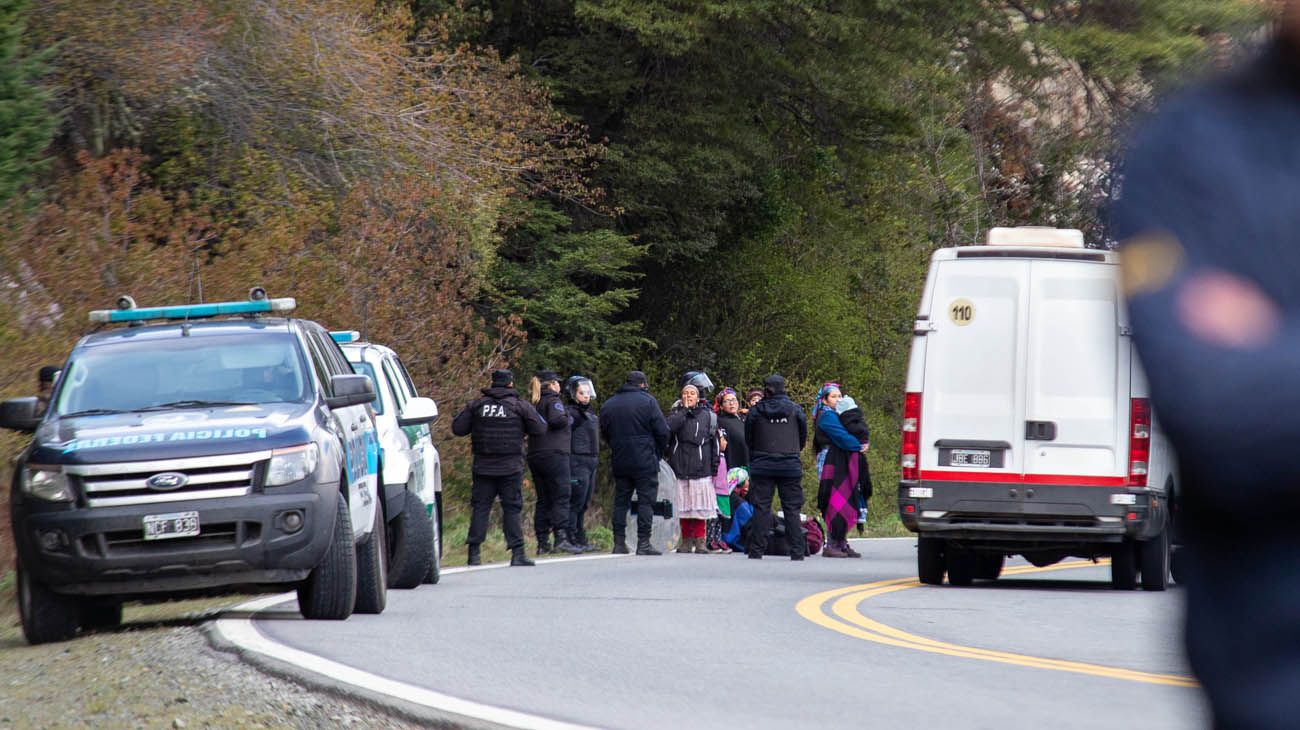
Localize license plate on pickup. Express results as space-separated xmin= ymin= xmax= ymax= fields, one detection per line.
xmin=950 ymin=449 xmax=992 ymax=468
xmin=143 ymin=511 xmax=200 ymax=541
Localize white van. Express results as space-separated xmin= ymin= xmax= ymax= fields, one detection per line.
xmin=897 ymin=227 xmax=1178 ymax=591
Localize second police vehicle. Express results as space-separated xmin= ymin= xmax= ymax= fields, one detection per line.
xmin=333 ymin=331 xmax=443 ymax=588
xmin=1 ymin=290 xmax=391 ymax=644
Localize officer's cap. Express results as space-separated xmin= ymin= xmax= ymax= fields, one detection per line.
xmin=491 ymin=369 xmax=514 ymax=386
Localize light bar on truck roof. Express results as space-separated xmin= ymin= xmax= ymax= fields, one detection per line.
xmin=986 ymin=226 xmax=1085 ymax=248
xmin=89 ymin=298 xmax=296 ymax=324
xmin=330 ymin=331 xmax=361 ymax=343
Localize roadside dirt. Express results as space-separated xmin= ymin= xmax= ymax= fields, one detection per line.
xmin=0 ymin=590 xmax=426 ymax=730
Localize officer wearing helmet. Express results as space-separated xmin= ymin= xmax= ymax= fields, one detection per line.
xmin=565 ymin=375 xmax=600 ymax=551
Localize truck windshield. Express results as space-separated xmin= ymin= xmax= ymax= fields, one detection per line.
xmin=55 ymin=333 xmax=310 ymax=416
xmin=350 ymin=361 xmax=385 ymax=415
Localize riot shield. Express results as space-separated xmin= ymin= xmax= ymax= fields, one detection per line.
xmin=620 ymin=459 xmax=681 ymax=553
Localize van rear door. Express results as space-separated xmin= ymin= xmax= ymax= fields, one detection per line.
xmin=919 ymin=258 xmax=1029 ymax=480
xmin=1023 ymin=260 xmax=1128 ymax=483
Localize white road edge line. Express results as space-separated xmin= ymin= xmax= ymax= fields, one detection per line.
xmin=211 ymin=554 xmax=624 ymax=730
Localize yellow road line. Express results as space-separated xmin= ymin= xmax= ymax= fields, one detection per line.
xmin=795 ymin=559 xmax=1198 ymax=688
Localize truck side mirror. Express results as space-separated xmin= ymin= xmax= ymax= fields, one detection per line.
xmin=398 ymin=397 xmax=438 ymax=427
xmin=325 ymin=374 xmax=376 ymax=409
xmin=0 ymin=398 xmax=42 ymax=432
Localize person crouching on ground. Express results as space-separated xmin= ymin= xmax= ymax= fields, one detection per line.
xmin=451 ymin=369 xmax=547 ymax=567
xmin=744 ymin=374 xmax=808 ymax=560
xmin=667 ymin=381 xmax=722 ymax=553
xmin=600 ymin=371 xmax=671 ymax=555
xmin=813 ymin=384 xmax=870 ymax=558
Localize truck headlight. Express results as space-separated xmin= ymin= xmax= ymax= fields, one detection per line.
xmin=266 ymin=443 xmax=320 ymax=487
xmin=22 ymin=466 xmax=73 ymax=502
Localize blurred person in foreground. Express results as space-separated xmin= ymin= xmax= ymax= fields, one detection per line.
xmin=1113 ymin=9 xmax=1300 ymax=726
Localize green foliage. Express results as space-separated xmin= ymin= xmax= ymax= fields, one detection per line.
xmin=0 ymin=0 xmax=57 ymax=207
xmin=491 ymin=199 xmax=650 ymax=378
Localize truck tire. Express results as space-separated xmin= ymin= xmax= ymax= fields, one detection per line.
xmin=1111 ymin=539 xmax=1138 ymax=590
xmin=79 ymin=599 xmax=123 ymax=631
xmin=975 ymin=554 xmax=1005 ymax=581
xmin=918 ymin=537 xmax=945 ymax=585
xmin=424 ymin=501 xmax=441 ymax=585
xmin=298 ymin=495 xmax=357 ymax=620
xmin=18 ymin=565 xmax=80 ymax=644
xmin=388 ymin=489 xmax=433 ymax=589
xmin=1138 ymin=522 xmax=1170 ymax=592
xmin=355 ymin=500 xmax=389 ymax=614
xmin=947 ymin=548 xmax=975 ymax=587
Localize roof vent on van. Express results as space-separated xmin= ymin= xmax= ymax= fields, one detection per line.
xmin=986 ymin=226 xmax=1085 ymax=248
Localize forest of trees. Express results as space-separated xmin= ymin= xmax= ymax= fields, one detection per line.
xmin=0 ymin=0 xmax=1268 ymax=546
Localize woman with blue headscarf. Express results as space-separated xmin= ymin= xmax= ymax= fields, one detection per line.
xmin=813 ymin=383 xmax=869 ymax=558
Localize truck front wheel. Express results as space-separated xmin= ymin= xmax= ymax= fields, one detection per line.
xmin=17 ymin=565 xmax=80 ymax=644
xmin=298 ymin=494 xmax=358 ymax=620
xmin=388 ymin=489 xmax=433 ymax=589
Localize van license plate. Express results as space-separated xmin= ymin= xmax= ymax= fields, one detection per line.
xmin=143 ymin=511 xmax=200 ymax=541
xmin=950 ymin=449 xmax=992 ymax=468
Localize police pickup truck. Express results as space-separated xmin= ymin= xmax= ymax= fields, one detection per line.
xmin=1 ymin=290 xmax=389 ymax=644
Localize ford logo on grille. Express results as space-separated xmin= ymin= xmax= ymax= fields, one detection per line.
xmin=146 ymin=472 xmax=189 ymax=491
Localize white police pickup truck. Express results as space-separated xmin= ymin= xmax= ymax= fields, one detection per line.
xmin=334 ymin=332 xmax=442 ymax=587
xmin=0 ymin=291 xmax=389 ymax=644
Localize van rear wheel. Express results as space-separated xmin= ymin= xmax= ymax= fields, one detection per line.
xmin=1111 ymin=539 xmax=1138 ymax=590
xmin=917 ymin=537 xmax=945 ymax=585
xmin=946 ymin=548 xmax=975 ymax=587
xmin=975 ymin=554 xmax=1005 ymax=581
xmin=1138 ymin=522 xmax=1170 ymax=592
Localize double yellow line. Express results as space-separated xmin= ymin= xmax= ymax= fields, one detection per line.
xmin=795 ymin=560 xmax=1198 ymax=688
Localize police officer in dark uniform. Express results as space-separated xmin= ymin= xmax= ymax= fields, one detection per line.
xmin=452 ymin=369 xmax=547 ymax=567
xmin=600 ymin=370 xmax=670 ymax=555
xmin=1114 ymin=14 xmax=1300 ymax=725
xmin=529 ymin=369 xmax=582 ymax=555
xmin=565 ymin=375 xmax=600 ymax=552
xmin=744 ymin=374 xmax=807 ymax=560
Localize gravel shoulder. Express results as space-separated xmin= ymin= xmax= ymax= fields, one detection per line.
xmin=0 ymin=583 xmax=426 ymax=730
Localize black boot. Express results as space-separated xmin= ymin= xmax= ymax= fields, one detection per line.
xmin=636 ymin=537 xmax=662 ymax=556
xmin=467 ymin=544 xmax=482 ymax=566
xmin=536 ymin=538 xmax=552 ymax=555
xmin=510 ymin=547 xmax=535 ymax=567
xmin=612 ymin=532 xmax=629 ymax=554
xmin=555 ymin=529 xmax=583 ymax=555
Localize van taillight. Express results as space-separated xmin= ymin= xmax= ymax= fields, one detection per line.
xmin=901 ymin=392 xmax=921 ymax=481
xmin=1128 ymin=398 xmax=1150 ymax=487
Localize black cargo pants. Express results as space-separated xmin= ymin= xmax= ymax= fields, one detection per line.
xmin=466 ymin=471 xmax=525 ymax=550
xmin=568 ymin=454 xmax=598 ymax=544
xmin=747 ymin=474 xmax=805 ymax=558
xmin=528 ymin=451 xmax=572 ymax=543
xmin=612 ymin=474 xmax=657 ymax=540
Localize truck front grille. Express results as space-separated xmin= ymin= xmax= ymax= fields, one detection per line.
xmin=69 ymin=451 xmax=271 ymax=508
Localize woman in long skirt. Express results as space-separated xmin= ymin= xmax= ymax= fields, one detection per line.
xmin=666 ymin=383 xmax=720 ymax=553
xmin=813 ymin=384 xmax=869 ymax=558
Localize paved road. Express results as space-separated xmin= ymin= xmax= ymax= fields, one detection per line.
xmin=243 ymin=539 xmax=1204 ymax=729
